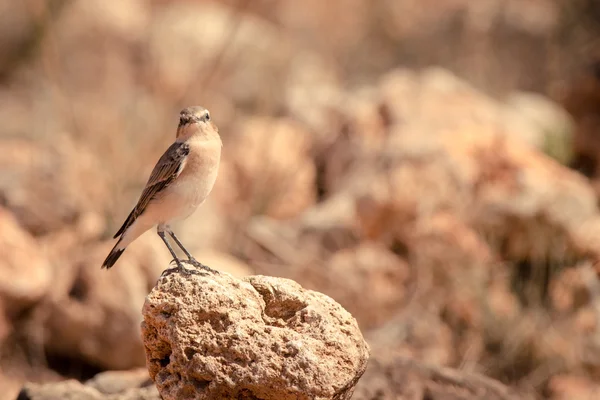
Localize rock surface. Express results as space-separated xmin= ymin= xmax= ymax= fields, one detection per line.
xmin=17 ymin=369 xmax=159 ymax=400
xmin=141 ymin=270 xmax=370 ymax=400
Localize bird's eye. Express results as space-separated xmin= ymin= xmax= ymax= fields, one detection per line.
xmin=204 ymin=113 xmax=210 ymax=121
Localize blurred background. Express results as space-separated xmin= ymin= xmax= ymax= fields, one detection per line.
xmin=1 ymin=0 xmax=600 ymax=398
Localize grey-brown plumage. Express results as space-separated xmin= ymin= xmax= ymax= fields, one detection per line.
xmin=102 ymin=106 xmax=222 ymax=272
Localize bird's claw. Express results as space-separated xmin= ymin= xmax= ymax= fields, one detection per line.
xmin=160 ymin=260 xmax=203 ymax=277
xmin=182 ymin=259 xmax=219 ymax=274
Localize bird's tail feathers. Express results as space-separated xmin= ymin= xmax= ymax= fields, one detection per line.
xmin=102 ymin=239 xmax=126 ymax=269
xmin=114 ymin=209 xmax=135 ymax=239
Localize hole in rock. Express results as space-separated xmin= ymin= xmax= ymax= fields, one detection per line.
xmin=191 ymin=377 xmax=211 ymax=390
xmin=390 ymin=239 xmax=409 ymax=259
xmin=264 ymin=298 xmax=307 ymax=321
xmin=570 ymin=152 xmax=597 ymax=178
xmin=45 ymin=350 xmax=103 ymax=381
xmin=184 ymin=347 xmax=195 ymax=360
xmin=68 ymin=269 xmax=89 ymax=302
xmin=159 ymin=354 xmax=171 ymax=367
xmin=210 ymin=314 xmax=232 ymax=333
xmin=423 ymin=390 xmax=434 ymax=400
xmin=237 ymin=388 xmax=265 ymax=399
xmin=16 ymin=390 xmax=32 ymax=400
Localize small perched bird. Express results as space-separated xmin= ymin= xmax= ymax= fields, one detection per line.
xmin=102 ymin=106 xmax=221 ymax=273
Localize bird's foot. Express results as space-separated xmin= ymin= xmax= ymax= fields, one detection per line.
xmin=161 ymin=259 xmax=202 ymax=277
xmin=182 ymin=258 xmax=219 ymax=274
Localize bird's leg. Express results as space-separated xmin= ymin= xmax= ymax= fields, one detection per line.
xmin=168 ymin=229 xmax=218 ymax=274
xmin=157 ymin=230 xmax=198 ymax=276
xmin=167 ymin=229 xmax=194 ymax=260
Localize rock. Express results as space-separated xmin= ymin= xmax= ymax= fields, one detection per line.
xmin=353 ymin=354 xmax=532 ymax=400
xmin=505 ymin=91 xmax=574 ymax=164
xmin=547 ymin=374 xmax=600 ymax=400
xmin=345 ymin=75 xmax=600 ymax=301
xmin=59 ymin=0 xmax=150 ymax=42
xmin=235 ymin=67 xmax=599 ymax=394
xmin=321 ymin=244 xmax=410 ymax=327
xmin=17 ymin=369 xmax=159 ymax=400
xmin=559 ymin=62 xmax=600 ymax=179
xmin=241 ymin=194 xmax=414 ymax=332
xmin=0 ymin=1 xmax=46 ymax=78
xmin=0 ymin=207 xmax=51 ymax=315
xmin=0 ymin=137 xmax=111 ymax=236
xmin=149 ymin=1 xmax=286 ymax=100
xmin=18 ymin=380 xmax=104 ymax=400
xmin=43 ymin=231 xmax=171 ymax=370
xmin=219 ymin=117 xmax=316 ymax=219
xmin=244 ymin=192 xmax=360 ymax=266
xmin=292 ymin=243 xmax=411 ymax=331
xmin=2 ymin=370 xmax=25 ymax=400
xmin=366 ymin=312 xmax=456 ymax=368
xmin=549 ymin=266 xmax=595 ymax=313
xmin=147 ymin=1 xmax=338 ymax=115
xmin=84 ymin=368 xmax=152 ymax=395
xmin=142 ymin=270 xmax=370 ymax=400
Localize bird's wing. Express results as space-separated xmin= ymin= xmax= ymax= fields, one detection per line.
xmin=113 ymin=141 xmax=190 ymax=238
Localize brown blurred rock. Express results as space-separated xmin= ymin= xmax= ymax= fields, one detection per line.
xmin=43 ymin=232 xmax=171 ymax=370
xmin=18 ymin=369 xmax=159 ymax=400
xmin=547 ymin=374 xmax=600 ymax=400
xmin=237 ymin=67 xmax=597 ymax=393
xmin=549 ymin=266 xmax=595 ymax=313
xmin=84 ymin=368 xmax=153 ymax=395
xmin=0 ymin=137 xmax=110 ymax=236
xmin=366 ymin=312 xmax=456 ymax=368
xmin=353 ymin=354 xmax=531 ymax=400
xmin=312 ymin=69 xmax=588 ymax=272
xmin=0 ymin=207 xmax=51 ymax=315
xmin=345 ymin=69 xmax=600 ymax=298
xmin=242 ymin=196 xmax=413 ymax=331
xmin=142 ymin=270 xmax=370 ymax=399
xmin=560 ymin=62 xmax=600 ymax=180
xmin=298 ymin=243 xmax=410 ymax=330
xmin=219 ymin=117 xmax=316 ymax=220
xmin=245 ymin=192 xmax=360 ymax=265
xmin=0 ymin=208 xmax=52 ymax=399
xmin=148 ymin=1 xmax=338 ymax=115
xmin=505 ymin=91 xmax=574 ymax=165
xmin=18 ymin=380 xmax=103 ymax=400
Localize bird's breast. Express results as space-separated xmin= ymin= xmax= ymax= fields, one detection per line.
xmin=175 ymin=139 xmax=221 ymax=207
xmin=147 ymin=138 xmax=221 ymax=225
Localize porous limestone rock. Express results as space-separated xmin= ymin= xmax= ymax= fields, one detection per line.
xmin=142 ymin=270 xmax=370 ymax=400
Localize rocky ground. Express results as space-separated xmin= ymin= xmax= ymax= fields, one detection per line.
xmin=2 ymin=0 xmax=600 ymax=399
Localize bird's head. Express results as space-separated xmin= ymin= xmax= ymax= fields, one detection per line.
xmin=176 ymin=106 xmax=218 ymax=140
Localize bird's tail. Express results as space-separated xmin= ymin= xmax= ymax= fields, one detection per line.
xmin=102 ymin=239 xmax=126 ymax=269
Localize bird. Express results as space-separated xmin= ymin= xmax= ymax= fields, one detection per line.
xmin=102 ymin=106 xmax=221 ymax=274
